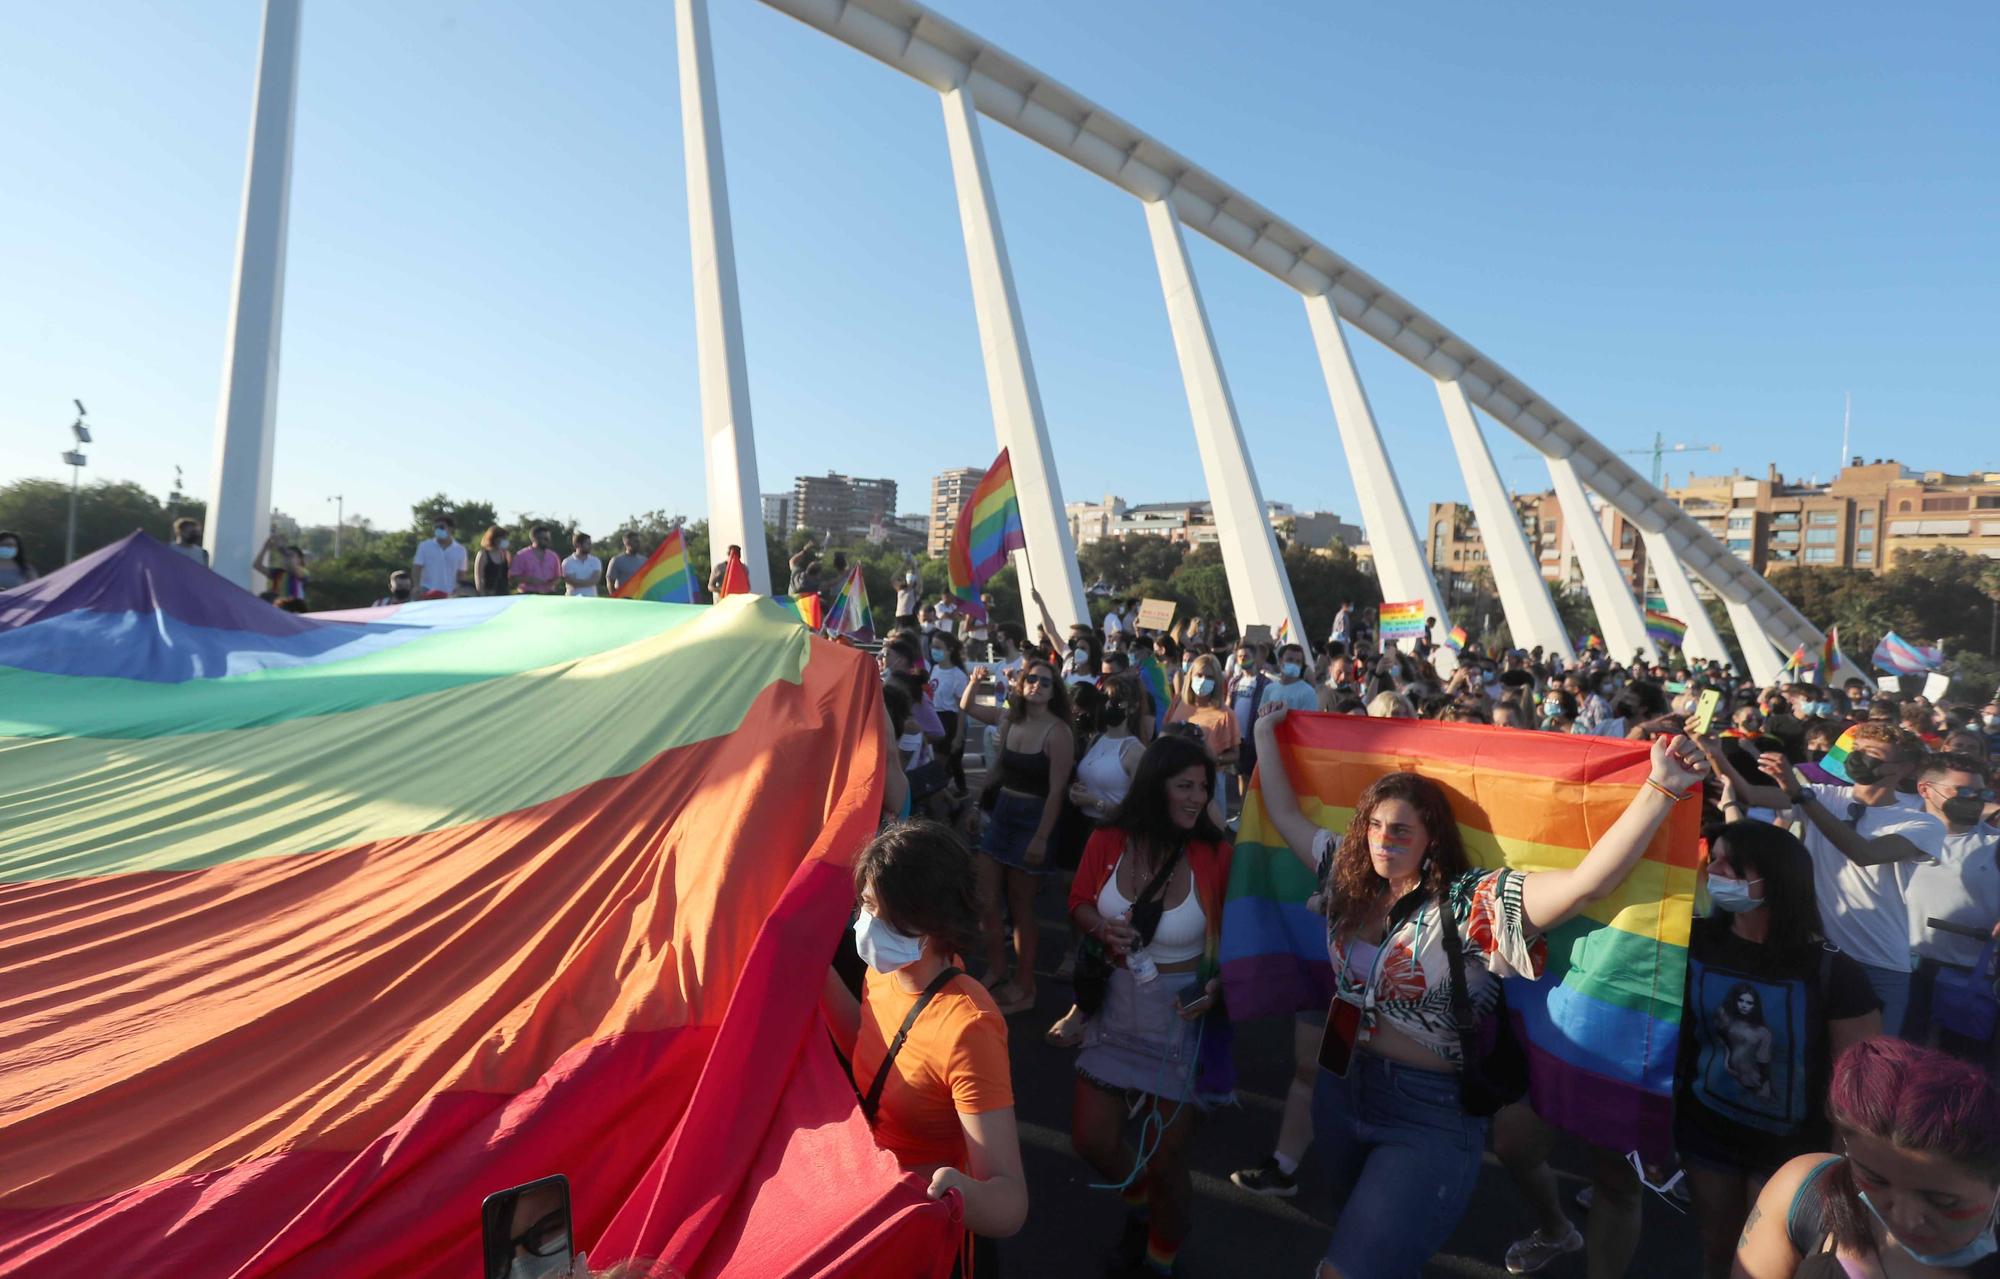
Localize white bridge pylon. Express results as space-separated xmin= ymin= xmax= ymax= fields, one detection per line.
xmin=203 ymin=0 xmax=1816 ymax=675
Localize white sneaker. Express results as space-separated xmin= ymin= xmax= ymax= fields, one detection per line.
xmin=1505 ymin=1224 xmax=1584 ymax=1274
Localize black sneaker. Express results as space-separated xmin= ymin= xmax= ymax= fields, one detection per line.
xmin=1104 ymin=1211 xmax=1149 ymax=1275
xmin=1228 ymin=1156 xmax=1299 ymax=1198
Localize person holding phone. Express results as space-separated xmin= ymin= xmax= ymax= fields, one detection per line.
xmin=1250 ymin=703 xmax=1706 ymax=1279
xmin=1066 ymin=733 xmax=1232 ymax=1279
xmin=820 ymin=820 xmax=1027 ymax=1276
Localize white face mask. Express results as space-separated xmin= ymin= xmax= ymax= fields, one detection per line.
xmin=1191 ymin=676 xmax=1216 ymax=698
xmin=498 ymin=538 xmax=510 ymax=551
xmin=853 ymin=906 xmax=925 ymax=973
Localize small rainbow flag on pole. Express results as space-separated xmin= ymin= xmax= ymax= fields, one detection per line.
xmin=610 ymin=527 xmax=697 ymax=603
xmin=1783 ymin=642 xmax=1809 ymax=676
xmin=1643 ymin=608 xmax=1687 ymax=650
xmin=1378 ymin=600 xmax=1426 ymax=641
xmin=823 ymin=563 xmax=875 ymax=640
xmin=1446 ymin=625 xmax=1469 ymax=653
xmin=1275 ymin=617 xmax=1292 ymax=647
xmin=947 ymin=448 xmax=1027 ymax=619
xmin=1821 ymin=625 xmax=1843 ymax=685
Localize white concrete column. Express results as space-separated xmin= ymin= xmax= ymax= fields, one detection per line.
xmin=1547 ymin=456 xmax=1658 ymax=663
xmin=1724 ymin=597 xmax=1787 ymax=686
xmin=1302 ymin=294 xmax=1453 ymax=668
xmin=1143 ymin=200 xmax=1304 ymax=644
xmin=1435 ymin=380 xmax=1570 ymax=662
xmin=204 ymin=0 xmax=302 ymax=590
xmin=1639 ymin=528 xmax=1730 ymax=667
xmin=939 ymin=87 xmax=1087 ymax=636
xmin=675 ymin=0 xmax=770 ymax=594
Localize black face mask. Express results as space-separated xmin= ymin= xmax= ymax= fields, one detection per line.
xmin=1943 ymin=796 xmax=1986 ymax=825
xmin=1808 ymin=748 xmax=1828 ymax=763
xmin=1101 ymin=703 xmax=1128 ymax=729
xmin=390 ymin=586 xmax=412 ymax=602
xmin=1844 ymin=753 xmax=1884 ymax=785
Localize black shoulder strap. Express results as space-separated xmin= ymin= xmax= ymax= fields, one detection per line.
xmin=1134 ymin=839 xmax=1188 ymax=911
xmin=861 ymin=966 xmax=963 ymax=1125
xmin=1436 ymin=880 xmax=1481 ymax=1054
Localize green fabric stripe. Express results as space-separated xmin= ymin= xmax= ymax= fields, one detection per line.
xmin=0 ymin=598 xmax=704 ymax=740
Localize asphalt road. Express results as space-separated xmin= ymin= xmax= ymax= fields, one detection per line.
xmin=989 ymin=874 xmax=1703 ymax=1278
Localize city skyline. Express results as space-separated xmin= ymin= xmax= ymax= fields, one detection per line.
xmin=3 ymin=2 xmax=1994 ymax=557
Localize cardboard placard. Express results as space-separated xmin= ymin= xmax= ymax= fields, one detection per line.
xmin=1877 ymin=675 xmax=1902 ymax=694
xmin=1923 ymin=672 xmax=1951 ymax=702
xmin=1134 ymin=597 xmax=1177 ymax=632
xmin=1242 ymin=624 xmax=1274 ymax=649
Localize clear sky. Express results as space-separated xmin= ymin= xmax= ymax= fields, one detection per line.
xmin=3 ymin=1 xmax=1994 ymax=547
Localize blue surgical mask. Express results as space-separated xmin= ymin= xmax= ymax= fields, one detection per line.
xmin=1861 ymin=1189 xmax=2000 ymax=1267
xmin=1282 ymin=662 xmax=1303 ymax=679
xmin=1708 ymin=877 xmax=1763 ymax=914
xmin=1191 ymin=676 xmax=1215 ymax=698
xmin=0 ymin=546 xmax=15 ymax=560
xmin=852 ymin=907 xmax=925 ymax=973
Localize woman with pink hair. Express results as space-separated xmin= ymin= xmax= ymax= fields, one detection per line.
xmin=1735 ymin=1036 xmax=2000 ymax=1276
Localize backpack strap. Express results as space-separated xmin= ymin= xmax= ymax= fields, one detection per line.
xmin=1785 ymin=1155 xmax=1842 ymax=1256
xmin=861 ymin=966 xmax=963 ymax=1125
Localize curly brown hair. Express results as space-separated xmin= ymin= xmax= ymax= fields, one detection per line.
xmin=1005 ymin=658 xmax=1072 ymax=726
xmin=1325 ymin=771 xmax=1471 ymax=938
xmin=853 ymin=819 xmax=984 ymax=958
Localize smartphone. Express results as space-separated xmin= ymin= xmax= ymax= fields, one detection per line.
xmin=1689 ymin=689 xmax=1723 ymax=737
xmin=482 ymin=1174 xmax=573 ymax=1279
xmin=1177 ymin=981 xmax=1214 ymax=1017
xmin=1316 ymin=996 xmax=1363 ymax=1077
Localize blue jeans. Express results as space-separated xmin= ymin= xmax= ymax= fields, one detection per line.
xmin=1312 ymin=1053 xmax=1487 ymax=1279
xmin=1859 ymin=962 xmax=1911 ymax=1038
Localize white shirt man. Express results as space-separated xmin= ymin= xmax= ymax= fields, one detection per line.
xmin=1906 ymin=756 xmax=2000 ymax=972
xmin=562 ymin=537 xmax=603 ymax=597
xmin=1103 ymin=603 xmax=1127 ymax=639
xmin=412 ymin=523 xmax=468 ymax=596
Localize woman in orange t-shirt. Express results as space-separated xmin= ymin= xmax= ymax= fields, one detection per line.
xmin=822 ymin=820 xmax=1028 ymax=1271
xmin=1166 ymin=653 xmax=1241 ymax=771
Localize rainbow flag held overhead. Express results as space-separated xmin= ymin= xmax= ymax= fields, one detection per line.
xmin=1133 ymin=650 xmax=1172 ymax=720
xmin=1821 ymin=625 xmax=1844 ymax=685
xmin=823 ymin=562 xmax=876 ymax=640
xmin=1378 ymin=600 xmax=1426 ymax=641
xmin=1643 ymin=608 xmax=1686 ymax=650
xmin=610 ymin=526 xmax=696 ymax=603
xmin=1583 ymin=633 xmax=1605 ymax=653
xmin=1872 ymin=631 xmax=1943 ymax=676
xmin=1446 ymin=625 xmax=1469 ymax=653
xmin=1221 ymin=714 xmax=1698 ymax=1160
xmin=0 ymin=533 xmax=958 ymax=1276
xmin=947 ymin=449 xmax=1027 ymax=619
xmin=1783 ymin=642 xmax=1809 ymax=676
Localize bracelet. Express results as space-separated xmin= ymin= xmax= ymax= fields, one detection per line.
xmin=1645 ymin=777 xmax=1690 ymax=803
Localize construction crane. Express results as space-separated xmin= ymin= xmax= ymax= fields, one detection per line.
xmin=1518 ymin=433 xmax=1720 ymax=487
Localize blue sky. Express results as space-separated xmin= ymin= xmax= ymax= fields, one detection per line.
xmin=3 ymin=1 xmax=1994 ymax=548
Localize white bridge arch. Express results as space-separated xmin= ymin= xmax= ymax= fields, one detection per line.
xmin=204 ymin=0 xmax=1826 ymax=685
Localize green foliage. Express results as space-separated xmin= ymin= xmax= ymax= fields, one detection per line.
xmin=0 ymin=478 xmax=198 ymax=568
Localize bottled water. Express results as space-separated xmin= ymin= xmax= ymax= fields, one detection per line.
xmin=1127 ymin=947 xmax=1158 ymax=984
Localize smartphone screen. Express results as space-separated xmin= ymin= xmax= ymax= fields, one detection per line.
xmin=1689 ymin=689 xmax=1723 ymax=737
xmin=482 ymin=1174 xmax=572 ymax=1279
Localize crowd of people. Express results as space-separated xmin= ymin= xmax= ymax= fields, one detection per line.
xmin=835 ymin=591 xmax=2000 ymax=1279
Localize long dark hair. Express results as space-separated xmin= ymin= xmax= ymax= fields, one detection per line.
xmin=1005 ymin=658 xmax=1072 ymax=726
xmin=1110 ymin=734 xmax=1227 ymax=850
xmin=1708 ymin=820 xmax=1822 ymax=953
xmin=0 ymin=530 xmax=34 ymax=578
xmin=854 ymin=819 xmax=984 ymax=959
xmin=1326 ymin=771 xmax=1471 ymax=938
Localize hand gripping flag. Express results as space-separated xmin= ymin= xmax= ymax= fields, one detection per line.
xmin=1221 ymin=713 xmax=1698 ymax=1161
xmin=947 ymin=449 xmax=1027 ymax=619
xmin=611 ymin=526 xmax=697 ymax=603
xmin=0 ymin=533 xmax=960 ymax=1277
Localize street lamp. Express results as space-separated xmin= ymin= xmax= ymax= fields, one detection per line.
xmin=328 ymin=494 xmax=344 ymax=557
xmin=62 ymin=400 xmax=92 ymax=564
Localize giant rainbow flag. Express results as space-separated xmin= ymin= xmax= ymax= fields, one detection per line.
xmin=0 ymin=533 xmax=958 ymax=1276
xmin=1220 ymin=713 xmax=1698 ymax=1159
xmin=946 ymin=448 xmax=1026 ymax=619
xmin=611 ymin=526 xmax=697 ymax=603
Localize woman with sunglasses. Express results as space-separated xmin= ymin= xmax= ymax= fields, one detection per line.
xmin=1250 ymin=704 xmax=1708 ymax=1279
xmin=962 ymin=656 xmax=1074 ymax=1016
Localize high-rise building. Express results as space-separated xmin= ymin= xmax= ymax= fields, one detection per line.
xmin=929 ymin=467 xmax=986 ymax=558
xmin=792 ymin=472 xmax=898 ymax=541
xmin=760 ymin=492 xmax=792 ymax=532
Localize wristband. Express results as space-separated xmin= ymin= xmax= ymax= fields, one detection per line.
xmin=1791 ymin=790 xmax=1813 ymax=806
xmin=1645 ymin=777 xmax=1690 ymax=803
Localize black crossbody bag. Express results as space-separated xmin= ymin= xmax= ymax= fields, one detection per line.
xmin=1437 ymin=894 xmax=1529 ymax=1116
xmin=1072 ymin=841 xmax=1186 ymax=1016
xmin=859 ymin=965 xmax=963 ymax=1125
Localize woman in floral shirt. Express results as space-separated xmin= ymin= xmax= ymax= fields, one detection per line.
xmin=1251 ymin=704 xmax=1708 ymax=1279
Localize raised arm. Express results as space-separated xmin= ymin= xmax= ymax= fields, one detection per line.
xmin=1520 ymin=734 xmax=1708 ymax=933
xmin=1697 ymin=740 xmax=1791 ymax=811
xmin=1250 ymin=705 xmax=1331 ymax=874
xmin=960 ymin=668 xmax=1004 ymax=726
xmin=1029 ymin=589 xmax=1063 ymax=654
xmin=1764 ymin=753 xmax=1931 ymax=868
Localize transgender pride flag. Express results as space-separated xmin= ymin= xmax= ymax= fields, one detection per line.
xmin=1872 ymin=631 xmax=1943 ymax=676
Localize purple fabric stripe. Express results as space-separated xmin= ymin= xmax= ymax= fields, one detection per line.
xmin=1218 ymin=952 xmax=1334 ymax=1022
xmin=1520 ymin=1032 xmax=1676 ymax=1163
xmin=0 ymin=532 xmax=314 ymax=638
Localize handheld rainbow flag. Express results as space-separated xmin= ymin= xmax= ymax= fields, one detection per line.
xmin=1820 ymin=724 xmax=1862 ymax=782
xmin=1378 ymin=600 xmax=1426 ymax=641
xmin=610 ymin=526 xmax=696 ymax=603
xmin=714 ymin=544 xmax=752 ymax=600
xmin=1783 ymin=642 xmax=1809 ymax=675
xmin=1584 ymin=633 xmax=1605 ymax=653
xmin=1133 ymin=650 xmax=1172 ymax=720
xmin=1275 ymin=617 xmax=1292 ymax=647
xmin=1446 ymin=625 xmax=1469 ymax=653
xmin=1643 ymin=608 xmax=1686 ymax=650
xmin=1221 ymin=714 xmax=1698 ymax=1160
xmin=823 ymin=562 xmax=875 ymax=639
xmin=774 ymin=593 xmax=826 ymax=630
xmin=1820 ymin=624 xmax=1843 ymax=684
xmin=1872 ymin=631 xmax=1943 ymax=676
xmin=947 ymin=449 xmax=1027 ymax=619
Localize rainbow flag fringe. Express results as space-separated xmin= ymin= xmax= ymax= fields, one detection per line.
xmin=610 ymin=526 xmax=697 ymax=603
xmin=1220 ymin=714 xmax=1698 ymax=1160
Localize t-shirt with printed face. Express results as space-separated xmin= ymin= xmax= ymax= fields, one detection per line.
xmin=850 ymin=967 xmax=1013 ymax=1171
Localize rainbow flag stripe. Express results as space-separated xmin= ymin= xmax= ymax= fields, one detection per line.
xmin=1378 ymin=601 xmax=1426 ymax=641
xmin=1133 ymin=650 xmax=1172 ymax=720
xmin=0 ymin=534 xmax=956 ymax=1274
xmin=1221 ymin=714 xmax=1697 ymax=1160
xmin=1820 ymin=724 xmax=1862 ymax=783
xmin=823 ymin=562 xmax=875 ymax=639
xmin=611 ymin=526 xmax=696 ymax=602
xmin=947 ymin=449 xmax=1026 ymax=618
xmin=1643 ymin=608 xmax=1687 ymax=650
xmin=1821 ymin=625 xmax=1842 ymax=684
xmin=1447 ymin=625 xmax=1469 ymax=652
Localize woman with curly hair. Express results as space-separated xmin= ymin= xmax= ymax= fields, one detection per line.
xmin=1251 ymin=703 xmax=1708 ymax=1279
xmin=820 ymin=820 xmax=1027 ymax=1275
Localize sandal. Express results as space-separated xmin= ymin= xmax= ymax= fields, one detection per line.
xmin=991 ymin=981 xmax=1037 ymax=1016
xmin=1044 ymin=1005 xmax=1085 ymax=1047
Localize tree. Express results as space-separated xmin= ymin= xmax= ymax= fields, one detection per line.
xmin=0 ymin=478 xmax=177 ymax=567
